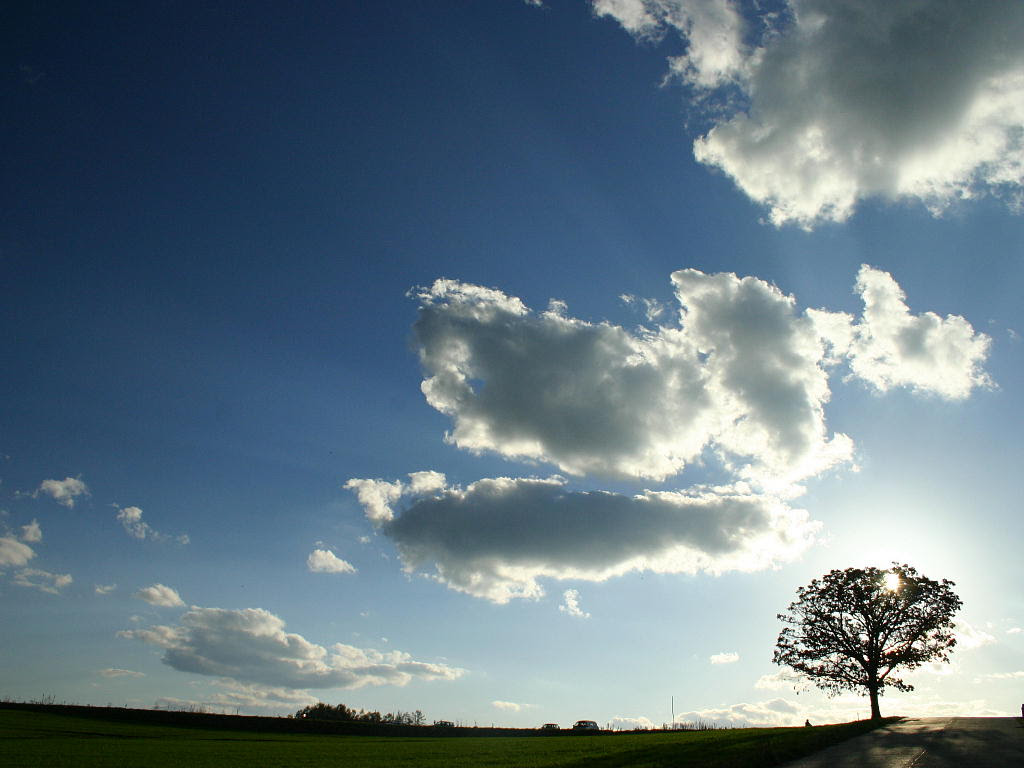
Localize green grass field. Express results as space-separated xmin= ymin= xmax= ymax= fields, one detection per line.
xmin=0 ymin=706 xmax=892 ymax=768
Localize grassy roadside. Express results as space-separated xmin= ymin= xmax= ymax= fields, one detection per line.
xmin=0 ymin=705 xmax=895 ymax=768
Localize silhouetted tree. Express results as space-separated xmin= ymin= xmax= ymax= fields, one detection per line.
xmin=774 ymin=563 xmax=961 ymax=720
xmin=293 ymin=702 xmax=430 ymax=726
xmin=293 ymin=702 xmax=358 ymax=721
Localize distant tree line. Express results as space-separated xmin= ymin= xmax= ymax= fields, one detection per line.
xmin=292 ymin=702 xmax=426 ymax=726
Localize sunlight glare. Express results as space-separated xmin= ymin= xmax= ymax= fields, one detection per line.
xmin=883 ymin=572 xmax=901 ymax=592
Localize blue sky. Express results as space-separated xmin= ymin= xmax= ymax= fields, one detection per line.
xmin=2 ymin=0 xmax=1022 ymax=727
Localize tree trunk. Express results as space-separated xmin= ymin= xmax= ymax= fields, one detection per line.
xmin=868 ymin=684 xmax=881 ymax=720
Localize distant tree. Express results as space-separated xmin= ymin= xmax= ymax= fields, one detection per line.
xmin=293 ymin=702 xmax=429 ymax=727
xmin=296 ymin=704 xmax=368 ymax=720
xmin=293 ymin=702 xmax=360 ymax=721
xmin=773 ymin=563 xmax=961 ymax=720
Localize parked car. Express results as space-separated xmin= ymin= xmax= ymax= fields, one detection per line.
xmin=540 ymin=723 xmax=560 ymax=731
xmin=572 ymin=720 xmax=599 ymax=731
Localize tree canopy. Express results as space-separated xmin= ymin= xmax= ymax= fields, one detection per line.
xmin=293 ymin=702 xmax=425 ymax=725
xmin=773 ymin=563 xmax=961 ymax=720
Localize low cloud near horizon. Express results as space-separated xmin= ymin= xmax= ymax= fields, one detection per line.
xmin=119 ymin=605 xmax=465 ymax=692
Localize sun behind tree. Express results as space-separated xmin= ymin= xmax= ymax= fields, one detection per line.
xmin=773 ymin=563 xmax=962 ymax=720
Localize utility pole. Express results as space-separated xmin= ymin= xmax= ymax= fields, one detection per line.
xmin=671 ymin=696 xmax=674 ymax=728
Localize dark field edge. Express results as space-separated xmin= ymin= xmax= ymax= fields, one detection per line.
xmin=0 ymin=702 xmax=528 ymax=737
xmin=0 ymin=701 xmax=896 ymax=748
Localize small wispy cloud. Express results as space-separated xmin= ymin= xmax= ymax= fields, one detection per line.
xmin=133 ymin=583 xmax=185 ymax=607
xmin=117 ymin=506 xmax=188 ymax=544
xmin=19 ymin=520 xmax=42 ymax=543
xmin=100 ymin=668 xmax=145 ymax=678
xmin=710 ymin=652 xmax=739 ymax=665
xmin=754 ymin=671 xmax=800 ymax=690
xmin=559 ymin=589 xmax=590 ymax=619
xmin=0 ymin=536 xmax=35 ymax=567
xmin=492 ymin=700 xmax=523 ymax=712
xmin=974 ymin=670 xmax=1024 ymax=682
xmin=14 ymin=568 xmax=72 ymax=594
xmin=307 ymin=549 xmax=356 ymax=574
xmin=35 ymin=476 xmax=89 ymax=508
xmin=954 ymin=620 xmax=996 ymax=650
xmin=95 ymin=584 xmax=117 ymax=595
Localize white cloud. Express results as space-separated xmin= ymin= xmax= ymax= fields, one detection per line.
xmin=117 ymin=506 xmax=155 ymax=539
xmin=681 ymin=691 xmax=1005 ymax=726
xmin=19 ymin=520 xmax=42 ymax=543
xmin=755 ymin=670 xmax=801 ymax=691
xmin=134 ymin=583 xmax=185 ymax=607
xmin=95 ymin=583 xmax=117 ymax=595
xmin=710 ymin=652 xmax=739 ymax=665
xmin=621 ymin=294 xmax=666 ymax=322
xmin=307 ymin=549 xmax=356 ymax=574
xmin=669 ymin=269 xmax=854 ymax=489
xmin=348 ymin=270 xmax=988 ymax=603
xmin=412 ymin=274 xmax=855 ymax=488
xmin=13 ymin=568 xmax=72 ymax=594
xmin=0 ymin=536 xmax=35 ymax=568
xmin=208 ymin=682 xmax=318 ymax=714
xmin=492 ymin=700 xmax=523 ymax=712
xmin=1007 ymin=627 xmax=1022 ymax=635
xmin=610 ymin=715 xmax=655 ymax=730
xmin=119 ymin=605 xmax=465 ymax=691
xmin=559 ymin=588 xmax=591 ymax=619
xmin=676 ymin=698 xmax=802 ymax=728
xmin=36 ymin=476 xmax=89 ymax=508
xmin=100 ymin=668 xmax=144 ymax=678
xmin=595 ymin=0 xmax=1024 ymax=227
xmin=975 ymin=671 xmax=1024 ymax=682
xmin=411 ymin=271 xmax=988 ymax=486
xmin=830 ymin=266 xmax=993 ymax=399
xmin=594 ymin=0 xmax=747 ymax=90
xmin=116 ymin=506 xmax=188 ymax=544
xmin=154 ymin=684 xmax=318 ymax=716
xmin=954 ymin=620 xmax=996 ymax=651
xmin=351 ymin=474 xmax=819 ymax=603
xmin=344 ymin=471 xmax=446 ymax=526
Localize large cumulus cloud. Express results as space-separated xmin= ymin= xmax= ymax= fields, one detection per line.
xmin=592 ymin=0 xmax=1024 ymax=227
xmin=413 ymin=272 xmax=853 ymax=488
xmin=347 ymin=267 xmax=989 ymax=602
xmin=120 ymin=605 xmax=464 ymax=690
xmin=350 ymin=474 xmax=817 ymax=603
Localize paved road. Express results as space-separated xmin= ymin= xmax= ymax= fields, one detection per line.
xmin=783 ymin=717 xmax=1024 ymax=768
